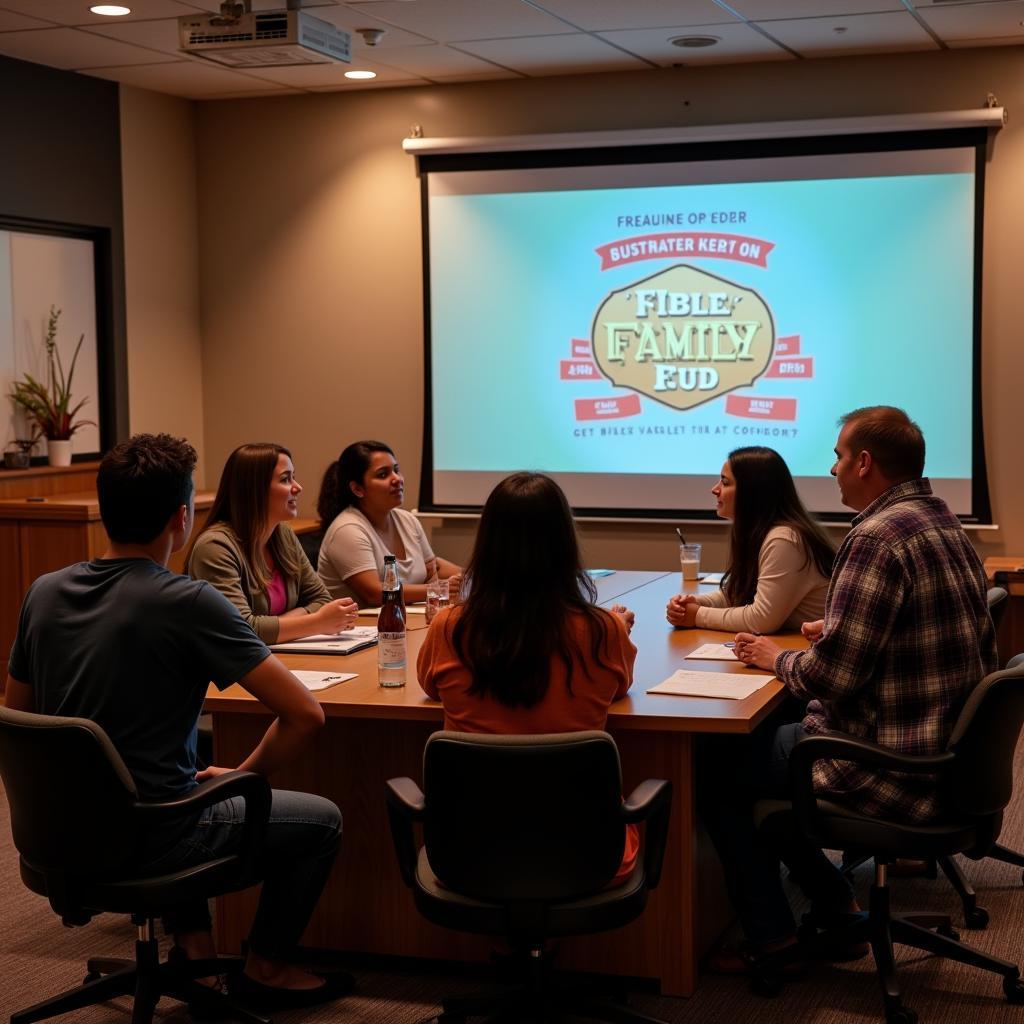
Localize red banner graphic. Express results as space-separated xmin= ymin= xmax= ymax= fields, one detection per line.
xmin=595 ymin=232 xmax=775 ymax=271
xmin=575 ymin=395 xmax=643 ymax=421
xmin=725 ymin=395 xmax=797 ymax=421
xmin=775 ymin=335 xmax=801 ymax=356
xmin=765 ymin=357 xmax=814 ymax=379
xmin=560 ymin=359 xmax=600 ymax=380
xmin=571 ymin=338 xmax=591 ymax=358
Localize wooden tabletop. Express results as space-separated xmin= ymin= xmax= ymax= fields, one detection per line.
xmin=206 ymin=570 xmax=803 ymax=736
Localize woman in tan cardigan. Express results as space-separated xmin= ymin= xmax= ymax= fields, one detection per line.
xmin=188 ymin=443 xmax=357 ymax=644
xmin=666 ymin=446 xmax=835 ymax=634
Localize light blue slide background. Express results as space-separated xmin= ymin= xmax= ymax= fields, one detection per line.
xmin=430 ymin=171 xmax=974 ymax=479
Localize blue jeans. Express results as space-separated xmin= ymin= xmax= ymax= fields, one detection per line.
xmin=697 ymin=708 xmax=853 ymax=945
xmin=141 ymin=789 xmax=342 ymax=960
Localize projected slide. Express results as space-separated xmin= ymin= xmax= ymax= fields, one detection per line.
xmin=426 ymin=147 xmax=978 ymax=515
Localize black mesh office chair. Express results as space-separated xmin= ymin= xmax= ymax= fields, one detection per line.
xmin=0 ymin=705 xmax=272 ymax=1024
xmin=751 ymin=661 xmax=1024 ymax=1024
xmin=386 ymin=730 xmax=672 ymax=1024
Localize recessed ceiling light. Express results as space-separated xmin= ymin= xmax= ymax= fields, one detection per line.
xmin=89 ymin=4 xmax=131 ymax=14
xmin=669 ymin=35 xmax=720 ymax=49
xmin=345 ymin=70 xmax=377 ymax=80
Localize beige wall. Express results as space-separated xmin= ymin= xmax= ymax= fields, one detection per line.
xmin=180 ymin=47 xmax=1024 ymax=570
xmin=120 ymin=85 xmax=208 ymax=485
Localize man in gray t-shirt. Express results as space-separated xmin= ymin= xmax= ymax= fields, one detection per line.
xmin=5 ymin=434 xmax=351 ymax=1009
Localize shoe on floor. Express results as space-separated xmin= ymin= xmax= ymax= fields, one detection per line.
xmin=705 ymin=941 xmax=805 ymax=977
xmin=229 ymin=969 xmax=355 ymax=1010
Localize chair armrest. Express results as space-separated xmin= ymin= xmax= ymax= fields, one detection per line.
xmin=132 ymin=771 xmax=271 ymax=880
xmin=621 ymin=778 xmax=673 ymax=890
xmin=385 ymin=777 xmax=426 ymax=888
xmin=788 ymin=732 xmax=954 ymax=828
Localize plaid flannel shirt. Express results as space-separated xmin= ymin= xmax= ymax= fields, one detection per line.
xmin=775 ymin=479 xmax=997 ymax=823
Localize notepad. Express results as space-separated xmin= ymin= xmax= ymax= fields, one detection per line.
xmin=700 ymin=572 xmax=725 ymax=584
xmin=647 ymin=669 xmax=774 ymax=700
xmin=291 ymin=670 xmax=357 ymax=692
xmin=358 ymin=605 xmax=426 ymax=617
xmin=270 ymin=627 xmax=378 ymax=655
xmin=685 ymin=643 xmax=739 ymax=662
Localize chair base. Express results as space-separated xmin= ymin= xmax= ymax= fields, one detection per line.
xmin=752 ymin=880 xmax=1022 ymax=1024
xmin=11 ymin=935 xmax=271 ymax=1024
xmin=434 ymin=949 xmax=668 ymax=1024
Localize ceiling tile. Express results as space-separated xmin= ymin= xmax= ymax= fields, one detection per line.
xmin=753 ymin=10 xmax=938 ymax=56
xmin=0 ymin=26 xmax=180 ymax=69
xmin=598 ymin=21 xmax=793 ymax=65
xmin=84 ymin=58 xmax=296 ymax=98
xmin=85 ymin=16 xmax=197 ymax=57
xmin=534 ymin=0 xmax=738 ymax=32
xmin=728 ymin=0 xmax=905 ymax=16
xmin=456 ymin=32 xmax=651 ymax=75
xmin=299 ymin=5 xmax=432 ymax=48
xmin=344 ymin=0 xmax=569 ymax=41
xmin=915 ymin=0 xmax=1024 ymax=43
xmin=0 ymin=10 xmax=54 ymax=30
xmin=354 ymin=42 xmax=517 ymax=77
xmin=242 ymin=54 xmax=420 ymax=86
xmin=0 ymin=0 xmax=206 ymax=25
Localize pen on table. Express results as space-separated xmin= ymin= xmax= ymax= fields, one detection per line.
xmin=322 ymin=675 xmax=343 ymax=682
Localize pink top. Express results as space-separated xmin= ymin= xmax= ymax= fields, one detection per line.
xmin=265 ymin=567 xmax=288 ymax=615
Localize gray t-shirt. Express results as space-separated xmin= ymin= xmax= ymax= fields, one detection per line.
xmin=8 ymin=558 xmax=269 ymax=805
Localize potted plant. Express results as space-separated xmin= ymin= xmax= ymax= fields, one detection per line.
xmin=8 ymin=307 xmax=94 ymax=467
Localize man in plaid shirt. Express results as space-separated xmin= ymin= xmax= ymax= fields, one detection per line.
xmin=706 ymin=407 xmax=996 ymax=969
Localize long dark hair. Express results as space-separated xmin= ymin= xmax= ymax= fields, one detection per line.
xmin=193 ymin=442 xmax=302 ymax=589
xmin=317 ymin=440 xmax=394 ymax=525
xmin=450 ymin=472 xmax=616 ymax=709
xmin=722 ymin=446 xmax=835 ymax=606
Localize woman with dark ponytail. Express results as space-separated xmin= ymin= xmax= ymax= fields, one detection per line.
xmin=666 ymin=446 xmax=834 ymax=634
xmin=316 ymin=441 xmax=461 ymax=605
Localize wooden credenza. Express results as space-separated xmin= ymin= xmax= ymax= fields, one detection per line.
xmin=0 ymin=479 xmax=213 ymax=669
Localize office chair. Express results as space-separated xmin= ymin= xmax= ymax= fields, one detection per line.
xmin=751 ymin=661 xmax=1024 ymax=1024
xmin=0 ymin=705 xmax=272 ymax=1024
xmin=386 ymin=730 xmax=672 ymax=1024
xmin=987 ymin=586 xmax=1009 ymax=626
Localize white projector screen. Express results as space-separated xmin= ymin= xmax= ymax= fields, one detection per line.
xmin=419 ymin=130 xmax=989 ymax=521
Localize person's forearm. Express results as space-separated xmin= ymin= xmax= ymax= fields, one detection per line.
xmin=236 ymin=716 xmax=322 ymax=777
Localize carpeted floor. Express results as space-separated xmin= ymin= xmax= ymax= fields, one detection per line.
xmin=3 ymin=759 xmax=1024 ymax=1024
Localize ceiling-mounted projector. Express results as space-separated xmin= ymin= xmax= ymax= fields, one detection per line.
xmin=179 ymin=8 xmax=351 ymax=68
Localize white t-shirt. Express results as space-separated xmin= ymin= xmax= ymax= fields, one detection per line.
xmin=318 ymin=506 xmax=435 ymax=601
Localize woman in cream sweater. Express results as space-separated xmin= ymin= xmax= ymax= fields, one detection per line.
xmin=666 ymin=446 xmax=834 ymax=634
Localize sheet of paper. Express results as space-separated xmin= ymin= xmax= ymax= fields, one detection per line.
xmin=647 ymin=670 xmax=774 ymax=700
xmin=685 ymin=643 xmax=738 ymax=661
xmin=700 ymin=572 xmax=725 ymax=583
xmin=358 ymin=605 xmax=426 ymax=616
xmin=586 ymin=568 xmax=615 ymax=577
xmin=270 ymin=626 xmax=377 ymax=655
xmin=291 ymin=670 xmax=357 ymax=692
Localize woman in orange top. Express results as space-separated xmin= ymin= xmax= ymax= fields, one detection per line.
xmin=417 ymin=472 xmax=639 ymax=885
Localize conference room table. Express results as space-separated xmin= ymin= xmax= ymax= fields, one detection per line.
xmin=205 ymin=569 xmax=806 ymax=997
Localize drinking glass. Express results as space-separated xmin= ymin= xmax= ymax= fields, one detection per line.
xmin=425 ymin=578 xmax=451 ymax=624
xmin=679 ymin=543 xmax=702 ymax=583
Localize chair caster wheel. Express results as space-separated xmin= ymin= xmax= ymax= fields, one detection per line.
xmin=1004 ymin=977 xmax=1024 ymax=1004
xmin=83 ymin=971 xmax=101 ymax=985
xmin=965 ymin=907 xmax=989 ymax=929
xmin=750 ymin=972 xmax=782 ymax=997
xmin=936 ymin=924 xmax=960 ymax=941
xmin=886 ymin=1008 xmax=918 ymax=1024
